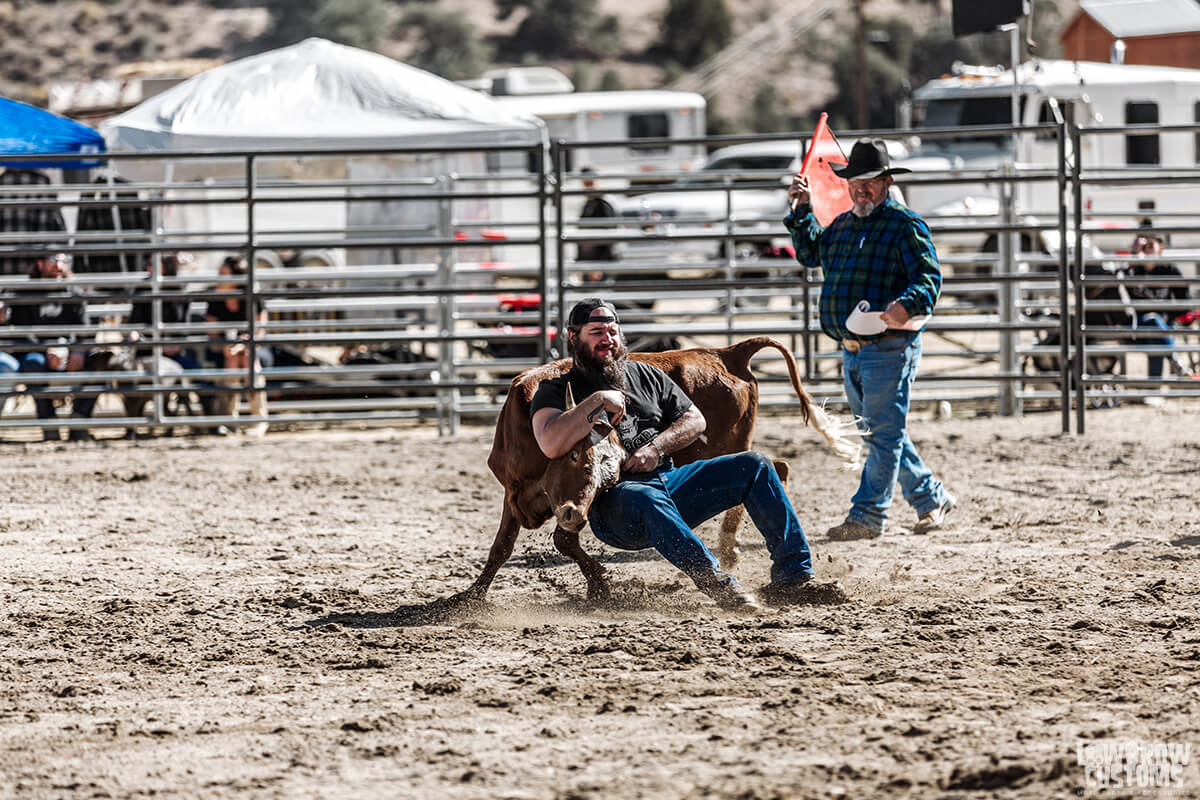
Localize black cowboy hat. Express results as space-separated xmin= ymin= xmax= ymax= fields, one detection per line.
xmin=831 ymin=138 xmax=912 ymax=180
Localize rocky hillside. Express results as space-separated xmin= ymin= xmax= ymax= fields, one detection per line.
xmin=2 ymin=0 xmax=1080 ymax=130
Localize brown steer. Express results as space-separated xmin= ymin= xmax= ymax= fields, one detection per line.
xmin=445 ymin=336 xmax=859 ymax=605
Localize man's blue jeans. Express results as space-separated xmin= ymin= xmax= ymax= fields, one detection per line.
xmin=842 ymin=331 xmax=946 ymax=532
xmin=587 ymin=451 xmax=813 ymax=590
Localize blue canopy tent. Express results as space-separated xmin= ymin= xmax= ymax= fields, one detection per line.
xmin=0 ymin=96 xmax=105 ymax=168
xmin=0 ymin=98 xmax=105 ymax=273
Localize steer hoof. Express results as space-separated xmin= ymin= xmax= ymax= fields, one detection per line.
xmin=585 ymin=576 xmax=612 ymax=603
xmin=436 ymin=586 xmax=490 ymax=612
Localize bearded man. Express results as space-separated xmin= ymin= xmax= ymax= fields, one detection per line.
xmin=528 ymin=298 xmax=847 ymax=611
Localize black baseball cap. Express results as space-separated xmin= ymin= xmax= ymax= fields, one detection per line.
xmin=568 ymin=298 xmax=620 ymax=328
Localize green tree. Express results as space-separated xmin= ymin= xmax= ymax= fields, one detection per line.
xmin=314 ymin=0 xmax=390 ymax=50
xmin=659 ymin=0 xmax=732 ymax=68
xmin=496 ymin=0 xmax=620 ymax=59
xmin=571 ymin=61 xmax=594 ymax=92
xmin=260 ymin=0 xmax=389 ymax=49
xmin=400 ymin=4 xmax=492 ymax=81
xmin=747 ymin=84 xmax=790 ymax=133
xmin=598 ymin=69 xmax=624 ymax=92
xmin=261 ymin=0 xmax=322 ymax=47
xmin=825 ymin=32 xmax=912 ymax=131
xmin=821 ymin=3 xmax=1067 ymax=134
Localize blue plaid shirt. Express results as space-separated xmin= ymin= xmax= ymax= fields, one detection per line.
xmin=784 ymin=197 xmax=941 ymax=342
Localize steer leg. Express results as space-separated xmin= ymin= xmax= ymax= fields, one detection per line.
xmin=444 ymin=504 xmax=522 ymax=607
xmin=717 ymin=507 xmax=744 ymax=569
xmin=715 ymin=459 xmax=789 ymax=570
xmin=551 ymin=525 xmax=610 ymax=602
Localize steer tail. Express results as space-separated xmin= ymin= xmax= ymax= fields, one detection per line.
xmin=731 ymin=337 xmax=864 ymax=470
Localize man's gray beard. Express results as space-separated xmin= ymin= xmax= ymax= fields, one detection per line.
xmin=574 ymin=348 xmax=627 ymax=391
xmin=852 ymin=199 xmax=878 ymax=218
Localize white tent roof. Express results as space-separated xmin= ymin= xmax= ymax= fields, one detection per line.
xmin=101 ymin=38 xmax=544 ymax=151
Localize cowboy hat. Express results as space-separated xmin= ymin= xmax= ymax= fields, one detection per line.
xmin=831 ymin=138 xmax=911 ymax=180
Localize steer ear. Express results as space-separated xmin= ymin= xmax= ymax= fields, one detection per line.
xmin=565 ymin=382 xmax=576 ymax=411
xmin=588 ymin=418 xmax=613 ymax=446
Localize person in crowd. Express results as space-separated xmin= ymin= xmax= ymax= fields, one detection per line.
xmin=204 ymin=255 xmax=269 ymax=434
xmin=785 ymin=138 xmax=955 ymax=540
xmin=0 ymin=301 xmax=17 ymax=375
xmin=0 ymin=302 xmax=18 ymax=416
xmin=1124 ymin=225 xmax=1194 ymax=380
xmin=528 ymin=297 xmax=848 ymax=612
xmin=7 ymin=253 xmax=101 ymax=440
xmin=127 ymin=252 xmax=201 ymax=370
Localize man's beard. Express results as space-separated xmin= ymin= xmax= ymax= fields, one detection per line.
xmin=852 ymin=199 xmax=878 ymax=218
xmin=572 ymin=337 xmax=628 ymax=391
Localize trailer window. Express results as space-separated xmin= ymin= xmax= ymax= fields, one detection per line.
xmin=1034 ymin=98 xmax=1065 ymax=141
xmin=915 ymin=96 xmax=1027 ymax=145
xmin=1125 ymin=102 xmax=1160 ymax=165
xmin=628 ymin=112 xmax=669 ymax=153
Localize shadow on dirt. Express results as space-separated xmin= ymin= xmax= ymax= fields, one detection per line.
xmin=303 ymin=577 xmax=699 ymax=630
xmin=503 ymin=548 xmax=666 ymax=570
xmin=304 ymin=597 xmax=490 ymax=629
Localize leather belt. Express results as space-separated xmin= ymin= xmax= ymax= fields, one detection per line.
xmin=841 ymin=331 xmax=900 ymax=353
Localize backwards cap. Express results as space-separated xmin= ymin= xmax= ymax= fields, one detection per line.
xmin=568 ymin=298 xmax=620 ymax=328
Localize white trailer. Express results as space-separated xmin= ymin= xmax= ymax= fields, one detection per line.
xmin=906 ymin=59 xmax=1200 ymax=250
xmin=491 ymin=88 xmax=707 ymax=184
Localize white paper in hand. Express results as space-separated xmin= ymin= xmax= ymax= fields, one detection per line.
xmin=845 ymin=299 xmax=931 ymax=335
xmin=845 ymin=300 xmax=887 ymax=335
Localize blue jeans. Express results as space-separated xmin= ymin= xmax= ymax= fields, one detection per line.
xmin=587 ymin=451 xmax=813 ymax=589
xmin=842 ymin=332 xmax=947 ymax=532
xmin=1130 ymin=313 xmax=1175 ymax=378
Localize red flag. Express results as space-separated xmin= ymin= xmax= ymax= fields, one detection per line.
xmin=797 ymin=113 xmax=851 ymax=227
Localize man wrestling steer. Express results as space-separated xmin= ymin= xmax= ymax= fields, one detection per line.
xmin=527 ymin=299 xmax=848 ymax=612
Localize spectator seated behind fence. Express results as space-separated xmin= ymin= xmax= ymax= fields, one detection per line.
xmin=127 ymin=253 xmax=201 ymax=370
xmin=204 ymin=256 xmax=269 ymax=435
xmin=1125 ymin=225 xmax=1194 ymax=379
xmin=6 ymin=252 xmax=98 ymax=441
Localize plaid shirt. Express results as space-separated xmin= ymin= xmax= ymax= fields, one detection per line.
xmin=784 ymin=197 xmax=941 ymax=342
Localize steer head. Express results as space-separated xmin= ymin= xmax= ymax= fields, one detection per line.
xmin=540 ymin=383 xmax=626 ymax=533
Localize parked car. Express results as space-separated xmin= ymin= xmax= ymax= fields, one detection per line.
xmin=610 ymin=141 xmax=804 ymax=266
xmin=609 ymin=139 xmax=922 ymax=266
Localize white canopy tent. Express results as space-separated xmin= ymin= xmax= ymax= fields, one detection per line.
xmin=100 ymin=37 xmax=543 ymax=151
xmin=99 ymin=38 xmax=546 ymax=272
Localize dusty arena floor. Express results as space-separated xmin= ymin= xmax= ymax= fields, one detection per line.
xmin=2 ymin=402 xmax=1199 ymax=799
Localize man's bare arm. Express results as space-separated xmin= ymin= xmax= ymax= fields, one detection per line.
xmin=532 ymin=389 xmax=626 ymax=459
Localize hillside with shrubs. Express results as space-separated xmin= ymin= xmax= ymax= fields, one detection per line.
xmin=2 ymin=0 xmax=1076 ymax=134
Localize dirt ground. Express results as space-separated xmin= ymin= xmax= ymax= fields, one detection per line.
xmin=2 ymin=400 xmax=1199 ymax=800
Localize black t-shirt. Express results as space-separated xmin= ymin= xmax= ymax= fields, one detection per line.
xmin=206 ymin=298 xmax=261 ymax=323
xmin=8 ymin=284 xmax=88 ymax=341
xmin=529 ymin=360 xmax=693 ymax=465
xmin=1128 ymin=263 xmax=1188 ymax=322
xmin=129 ymin=288 xmax=190 ymax=327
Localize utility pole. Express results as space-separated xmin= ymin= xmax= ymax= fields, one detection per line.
xmin=855 ymin=0 xmax=868 ymax=129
